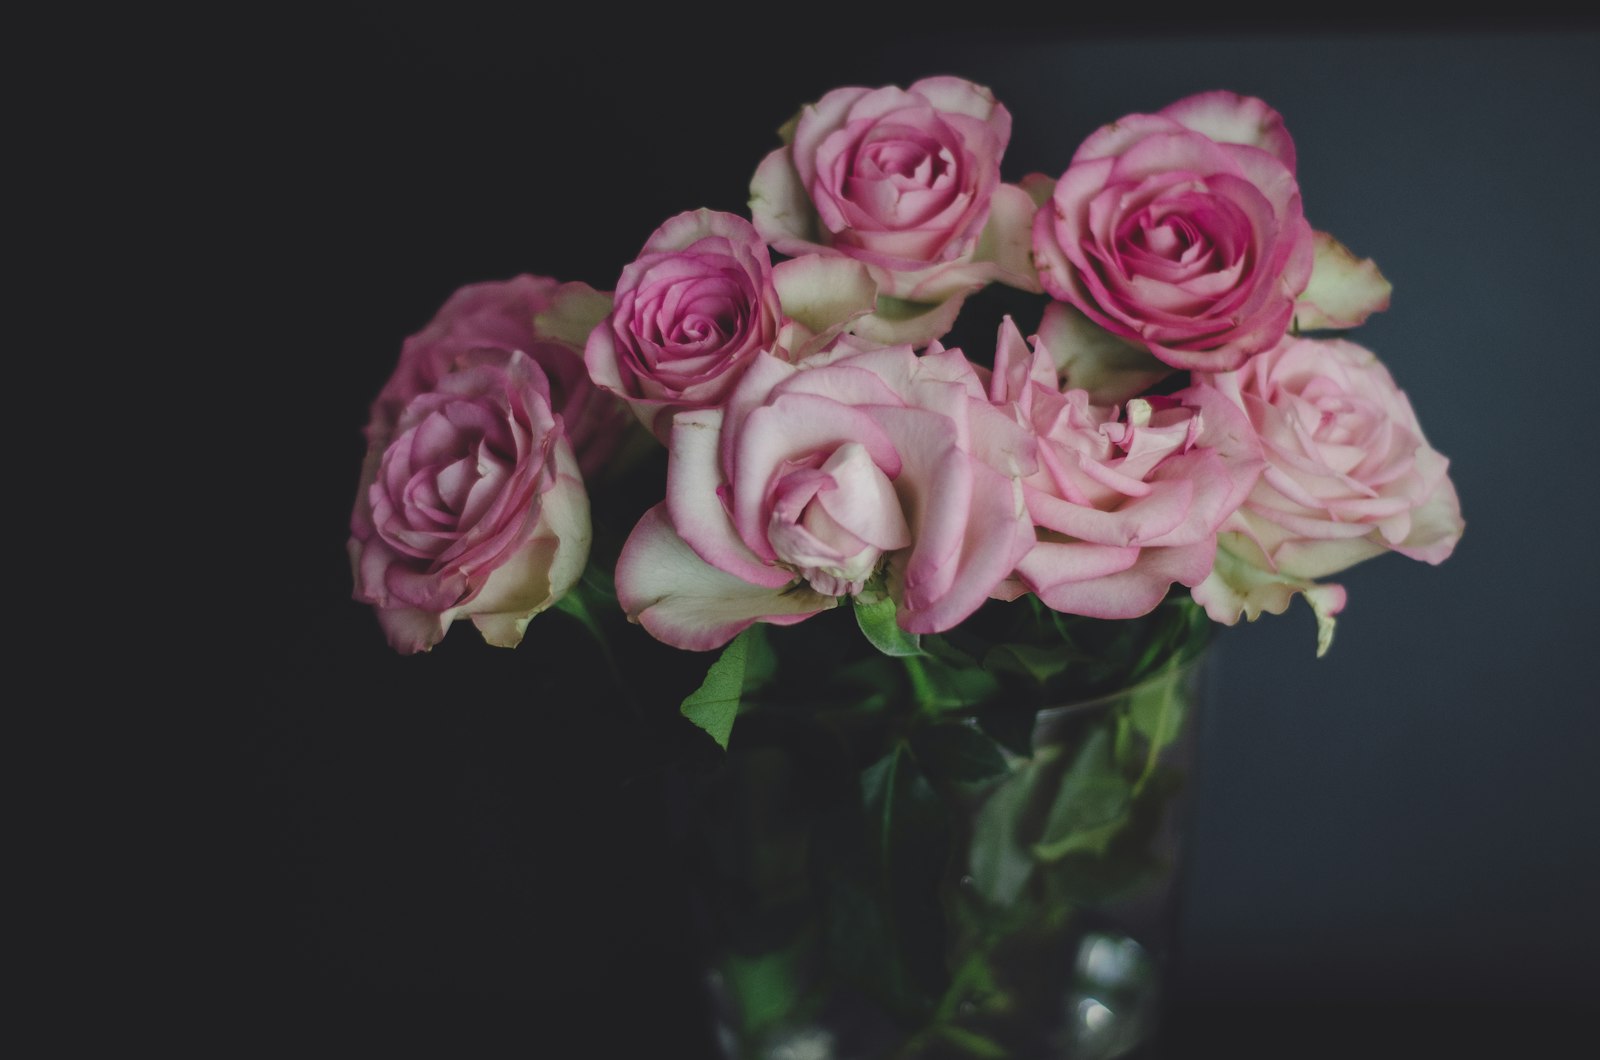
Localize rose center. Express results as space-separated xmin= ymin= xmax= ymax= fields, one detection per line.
xmin=765 ymin=443 xmax=911 ymax=597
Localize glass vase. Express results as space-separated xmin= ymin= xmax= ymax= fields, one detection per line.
xmin=674 ymin=602 xmax=1210 ymax=1060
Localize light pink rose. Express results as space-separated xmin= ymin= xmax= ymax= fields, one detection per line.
xmin=349 ymin=349 xmax=590 ymax=654
xmin=1192 ymin=336 xmax=1464 ymax=654
xmin=371 ymin=274 xmax=623 ymax=478
xmin=585 ymin=210 xmax=877 ymax=441
xmin=1031 ymin=91 xmax=1316 ymax=373
xmin=750 ymin=76 xmax=1039 ymax=345
xmin=987 ymin=319 xmax=1264 ymax=618
xmin=614 ymin=342 xmax=1037 ymax=651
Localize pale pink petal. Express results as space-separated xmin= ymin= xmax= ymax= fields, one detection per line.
xmin=615 ymin=504 xmax=837 ymax=652
xmin=908 ymin=75 xmax=1009 ymax=131
xmin=667 ymin=407 xmax=795 ymax=589
xmin=1027 ymin=539 xmax=1216 ymax=619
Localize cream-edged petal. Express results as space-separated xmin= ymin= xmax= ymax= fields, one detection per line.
xmin=1192 ymin=533 xmax=1348 ymax=656
xmin=667 ymin=407 xmax=793 ymax=589
xmin=1160 ymin=91 xmax=1297 ymax=170
xmin=847 ymin=290 xmax=969 ymax=347
xmin=532 ymin=282 xmax=613 ymax=348
xmin=615 ymin=504 xmax=837 ymax=651
xmin=772 ymin=253 xmax=879 ymax=349
xmin=1035 ymin=302 xmax=1175 ymax=405
xmin=1295 ymin=231 xmax=1393 ymax=331
xmin=971 ymin=183 xmax=1042 ymax=292
xmin=750 ymin=147 xmax=821 ymax=249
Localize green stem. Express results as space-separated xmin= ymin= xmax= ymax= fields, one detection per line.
xmin=1131 ymin=674 xmax=1175 ymax=797
xmin=553 ymin=588 xmax=641 ymax=721
xmin=902 ymin=654 xmax=938 ymax=715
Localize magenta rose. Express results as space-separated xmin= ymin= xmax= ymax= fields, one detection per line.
xmin=349 ymin=350 xmax=590 ymax=654
xmin=987 ymin=319 xmax=1263 ymax=618
xmin=1031 ymin=91 xmax=1317 ymax=373
xmin=1192 ymin=336 xmax=1464 ymax=654
xmin=586 ymin=209 xmax=877 ymax=440
xmin=372 ymin=274 xmax=624 ymax=478
xmin=613 ymin=341 xmax=1037 ymax=651
xmin=750 ymin=76 xmax=1039 ymax=345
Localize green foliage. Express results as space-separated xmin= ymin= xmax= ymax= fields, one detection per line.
xmin=718 ymin=931 xmax=814 ymax=1036
xmin=1033 ymin=728 xmax=1132 ymax=861
xmin=910 ymin=722 xmax=1010 ymax=787
xmin=857 ymin=745 xmax=952 ymax=1008
xmin=679 ymin=627 xmax=760 ymax=750
xmin=680 ymin=589 xmax=1213 ymax=1057
xmin=854 ymin=575 xmax=924 ymax=657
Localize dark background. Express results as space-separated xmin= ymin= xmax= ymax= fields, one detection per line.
xmin=134 ymin=7 xmax=1600 ymax=1056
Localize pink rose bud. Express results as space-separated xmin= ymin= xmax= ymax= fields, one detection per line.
xmin=1192 ymin=336 xmax=1464 ymax=654
xmin=350 ymin=342 xmax=591 ymax=654
xmin=750 ymin=76 xmax=1039 ymax=345
xmin=585 ymin=210 xmax=788 ymax=440
xmin=1031 ymin=91 xmax=1316 ymax=373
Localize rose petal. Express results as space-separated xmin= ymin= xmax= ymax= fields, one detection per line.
xmin=615 ymin=504 xmax=837 ymax=652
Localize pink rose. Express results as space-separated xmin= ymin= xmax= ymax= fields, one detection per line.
xmin=988 ymin=319 xmax=1264 ymax=618
xmin=584 ymin=210 xmax=876 ymax=440
xmin=371 ymin=274 xmax=624 ymax=478
xmin=1192 ymin=336 xmax=1464 ymax=654
xmin=1031 ymin=91 xmax=1316 ymax=373
xmin=349 ymin=349 xmax=590 ymax=654
xmin=614 ymin=342 xmax=1037 ymax=651
xmin=750 ymin=76 xmax=1038 ymax=345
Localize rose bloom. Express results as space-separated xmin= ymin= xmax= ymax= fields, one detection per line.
xmin=750 ymin=76 xmax=1038 ymax=344
xmin=370 ymin=273 xmax=622 ymax=478
xmin=350 ymin=347 xmax=590 ymax=655
xmin=1032 ymin=91 xmax=1315 ymax=373
xmin=614 ymin=342 xmax=1037 ymax=651
xmin=987 ymin=319 xmax=1263 ymax=618
xmin=585 ymin=209 xmax=877 ymax=441
xmin=1192 ymin=336 xmax=1464 ymax=654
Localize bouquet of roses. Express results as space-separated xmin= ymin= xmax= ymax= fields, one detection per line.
xmin=349 ymin=77 xmax=1459 ymax=693
xmin=345 ymin=77 xmax=1463 ymax=1056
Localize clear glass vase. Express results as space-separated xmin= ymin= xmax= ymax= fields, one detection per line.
xmin=676 ymin=605 xmax=1210 ymax=1060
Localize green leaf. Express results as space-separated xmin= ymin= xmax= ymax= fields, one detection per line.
xmin=854 ymin=582 xmax=923 ymax=657
xmin=967 ymin=770 xmax=1036 ymax=909
xmin=860 ymin=745 xmax=951 ymax=1003
xmin=911 ymin=723 xmax=1011 ymax=786
xmin=679 ymin=629 xmax=754 ymax=750
xmin=740 ymin=622 xmax=778 ymax=693
xmin=933 ymin=951 xmax=1003 ymax=1023
xmin=983 ymin=641 xmax=1077 ymax=683
xmin=907 ymin=639 xmax=1003 ymax=713
xmin=1033 ymin=728 xmax=1132 ymax=862
xmin=718 ymin=934 xmax=810 ymax=1035
xmin=930 ymin=1024 xmax=1010 ymax=1058
xmin=1128 ymin=667 xmax=1186 ymax=752
xmin=1032 ymin=813 xmax=1128 ymax=862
